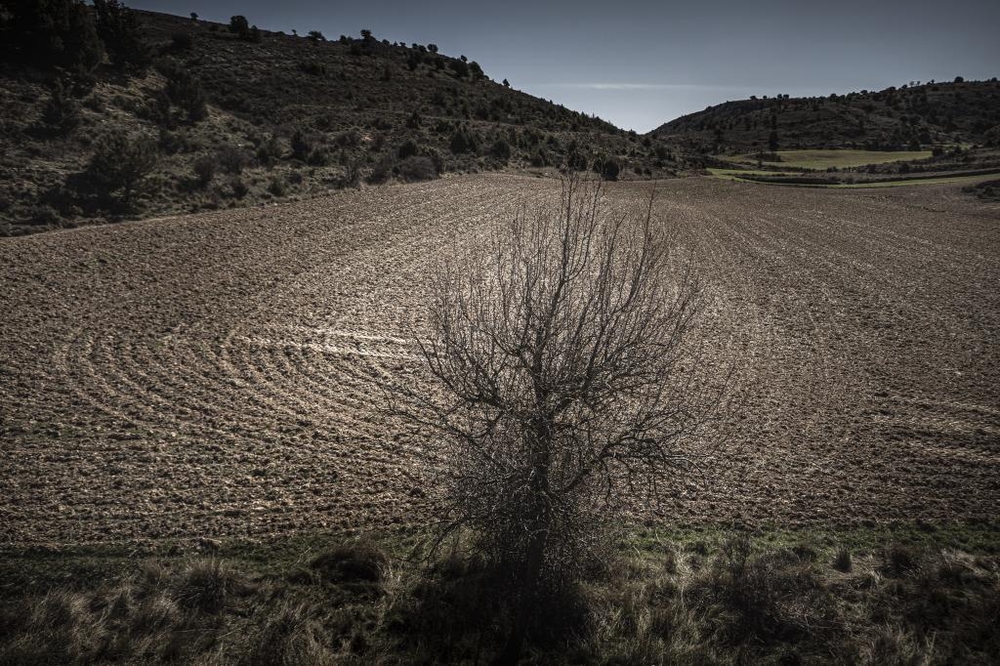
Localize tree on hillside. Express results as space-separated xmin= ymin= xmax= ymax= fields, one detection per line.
xmin=93 ymin=0 xmax=150 ymax=73
xmin=389 ymin=178 xmax=728 ymax=661
xmin=76 ymin=132 xmax=158 ymax=211
xmin=593 ymin=155 xmax=621 ymax=181
xmin=450 ymin=59 xmax=469 ymax=78
xmin=160 ymin=61 xmax=209 ymax=122
xmin=229 ymin=15 xmax=249 ymax=38
xmin=469 ymin=60 xmax=484 ymax=81
xmin=768 ymin=130 xmax=780 ymax=152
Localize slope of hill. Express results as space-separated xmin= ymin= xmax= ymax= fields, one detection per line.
xmin=0 ymin=8 xmax=689 ymax=236
xmin=652 ymin=80 xmax=1000 ymax=154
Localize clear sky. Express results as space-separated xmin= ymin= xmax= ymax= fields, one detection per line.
xmin=128 ymin=0 xmax=1000 ymax=133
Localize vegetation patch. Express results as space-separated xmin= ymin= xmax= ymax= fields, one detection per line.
xmin=725 ymin=149 xmax=933 ymax=170
xmin=2 ymin=524 xmax=998 ymax=664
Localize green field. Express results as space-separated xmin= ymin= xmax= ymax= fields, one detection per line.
xmin=723 ymin=149 xmax=933 ymax=170
xmin=708 ymin=167 xmax=1000 ymax=189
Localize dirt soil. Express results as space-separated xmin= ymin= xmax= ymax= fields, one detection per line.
xmin=2 ymin=174 xmax=998 ymax=546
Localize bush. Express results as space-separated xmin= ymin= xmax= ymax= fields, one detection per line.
xmin=392 ymin=178 xmax=719 ymax=661
xmin=27 ymin=205 xmax=64 ymax=227
xmin=216 ymin=144 xmax=247 ymax=174
xmin=229 ymin=15 xmax=250 ymax=39
xmin=306 ymin=148 xmax=329 ymax=166
xmin=367 ymin=158 xmax=392 ymax=184
xmin=334 ymin=129 xmax=361 ymax=148
xmin=157 ymin=128 xmax=191 ymax=154
xmin=40 ymin=80 xmax=81 ymax=135
xmin=160 ymin=62 xmax=209 ymax=122
xmin=564 ymin=151 xmax=588 ymax=171
xmin=174 ymin=559 xmax=232 ymax=613
xmin=833 ymin=547 xmax=852 ymax=573
xmin=398 ymin=139 xmax=419 ymax=159
xmin=399 ymin=155 xmax=439 ymax=182
xmin=167 ymin=31 xmax=193 ymax=54
xmin=449 ymin=128 xmax=478 ymax=154
xmin=298 ymin=60 xmax=326 ymax=76
xmin=267 ymin=177 xmax=286 ymax=197
xmin=490 ymin=138 xmax=511 ymax=162
xmin=450 ymin=59 xmax=469 ymax=78
xmin=242 ymin=603 xmax=330 ymax=666
xmin=78 ymin=133 xmax=158 ymax=210
xmin=290 ymin=129 xmax=313 ymax=162
xmin=230 ymin=178 xmax=249 ymax=199
xmin=311 ymin=542 xmax=388 ymax=585
xmin=256 ymin=135 xmax=283 ymax=167
xmin=192 ymin=154 xmax=217 ymax=187
xmin=593 ymin=156 xmax=620 ymax=181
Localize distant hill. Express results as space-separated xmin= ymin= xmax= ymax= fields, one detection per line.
xmin=0 ymin=7 xmax=689 ymax=236
xmin=652 ymin=80 xmax=1000 ymax=154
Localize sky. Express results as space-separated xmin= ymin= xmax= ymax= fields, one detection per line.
xmin=127 ymin=0 xmax=1000 ymax=133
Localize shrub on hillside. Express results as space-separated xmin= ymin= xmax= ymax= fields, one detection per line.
xmin=449 ymin=59 xmax=469 ymax=79
xmin=290 ymin=129 xmax=313 ymax=162
xmin=399 ymin=155 xmax=439 ymax=182
xmin=490 ymin=138 xmax=511 ymax=162
xmin=255 ymin=135 xmax=283 ymax=167
xmin=563 ymin=150 xmax=588 ymax=172
xmin=229 ymin=15 xmax=250 ymax=39
xmin=169 ymin=32 xmax=193 ymax=52
xmin=449 ymin=128 xmax=478 ymax=154
xmin=75 ymin=133 xmax=158 ymax=211
xmin=192 ymin=155 xmax=217 ymax=187
xmin=299 ymin=60 xmax=326 ymax=76
xmin=334 ymin=129 xmax=361 ymax=148
xmin=159 ymin=61 xmax=209 ymax=122
xmin=595 ymin=157 xmax=621 ymax=181
xmin=40 ymin=81 xmax=82 ymax=135
xmin=398 ymin=139 xmax=419 ymax=160
xmin=216 ymin=144 xmax=248 ymax=174
xmin=366 ymin=158 xmax=392 ymax=185
xmin=530 ymin=148 xmax=549 ymax=167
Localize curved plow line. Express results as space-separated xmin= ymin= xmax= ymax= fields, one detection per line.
xmin=234 ymin=335 xmax=421 ymax=361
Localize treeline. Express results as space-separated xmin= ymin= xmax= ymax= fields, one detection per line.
xmin=1 ymin=0 xmax=151 ymax=79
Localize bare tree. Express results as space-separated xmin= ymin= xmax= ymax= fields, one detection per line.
xmin=393 ymin=177 xmax=727 ymax=662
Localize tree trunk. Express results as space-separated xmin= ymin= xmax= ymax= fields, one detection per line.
xmin=495 ymin=522 xmax=547 ymax=665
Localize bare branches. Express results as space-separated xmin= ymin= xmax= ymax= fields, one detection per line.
xmin=389 ymin=175 xmax=730 ymax=588
xmin=383 ymin=178 xmax=734 ymax=660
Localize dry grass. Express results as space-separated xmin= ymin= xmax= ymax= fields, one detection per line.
xmin=1 ymin=528 xmax=998 ymax=664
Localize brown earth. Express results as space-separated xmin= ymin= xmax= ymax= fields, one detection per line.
xmin=1 ymin=174 xmax=998 ymax=546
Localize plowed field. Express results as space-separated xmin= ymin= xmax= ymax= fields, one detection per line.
xmin=2 ymin=175 xmax=998 ymax=546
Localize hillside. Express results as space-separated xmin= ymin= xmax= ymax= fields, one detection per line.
xmin=652 ymin=79 xmax=1000 ymax=154
xmin=0 ymin=7 xmax=689 ymax=236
